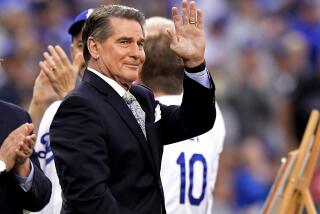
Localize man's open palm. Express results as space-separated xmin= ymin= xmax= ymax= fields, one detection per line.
xmin=168 ymin=0 xmax=205 ymax=68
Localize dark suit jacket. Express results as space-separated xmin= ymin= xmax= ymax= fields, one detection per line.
xmin=50 ymin=70 xmax=215 ymax=214
xmin=0 ymin=100 xmax=52 ymax=214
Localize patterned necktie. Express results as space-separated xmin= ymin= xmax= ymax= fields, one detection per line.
xmin=123 ymin=91 xmax=146 ymax=138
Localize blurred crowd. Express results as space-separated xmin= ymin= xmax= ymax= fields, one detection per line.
xmin=1 ymin=0 xmax=320 ymax=213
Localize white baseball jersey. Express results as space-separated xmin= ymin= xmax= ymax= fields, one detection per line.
xmin=158 ymin=95 xmax=225 ymax=214
xmin=31 ymin=100 xmax=62 ymax=214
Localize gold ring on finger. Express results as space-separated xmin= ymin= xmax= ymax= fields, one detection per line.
xmin=189 ymin=19 xmax=196 ymax=24
xmin=52 ymin=65 xmax=57 ymax=72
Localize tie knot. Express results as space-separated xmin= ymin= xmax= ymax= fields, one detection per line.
xmin=123 ymin=91 xmax=136 ymax=105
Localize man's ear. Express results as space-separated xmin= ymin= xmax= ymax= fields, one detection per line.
xmin=87 ymin=37 xmax=99 ymax=60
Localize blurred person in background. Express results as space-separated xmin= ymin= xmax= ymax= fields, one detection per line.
xmin=233 ymin=137 xmax=274 ymax=213
xmin=291 ymin=0 xmax=320 ymax=71
xmin=138 ymin=16 xmax=225 ymax=214
xmin=270 ymin=31 xmax=310 ymax=150
xmin=224 ymin=39 xmax=272 ymax=141
xmin=302 ymin=78 xmax=320 ymax=213
xmin=0 ymin=8 xmax=41 ymax=109
xmin=211 ymin=145 xmax=236 ymax=214
xmin=29 ymin=9 xmax=94 ymax=214
xmin=290 ymin=64 xmax=320 ymax=212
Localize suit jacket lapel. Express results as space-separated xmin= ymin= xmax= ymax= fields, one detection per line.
xmin=82 ymin=71 xmax=155 ymax=170
xmin=130 ymin=87 xmax=161 ymax=172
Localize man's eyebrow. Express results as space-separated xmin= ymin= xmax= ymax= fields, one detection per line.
xmin=116 ymin=37 xmax=145 ymax=42
xmin=117 ymin=36 xmax=133 ymax=41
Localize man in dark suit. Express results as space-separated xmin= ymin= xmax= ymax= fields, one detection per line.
xmin=50 ymin=1 xmax=215 ymax=214
xmin=0 ymin=100 xmax=52 ymax=213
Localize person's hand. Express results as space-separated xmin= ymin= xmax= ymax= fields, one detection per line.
xmin=15 ymin=133 xmax=36 ymax=165
xmin=0 ymin=123 xmax=34 ymax=172
xmin=14 ymin=132 xmax=36 ymax=177
xmin=168 ymin=0 xmax=205 ymax=68
xmin=31 ymin=70 xmax=59 ymax=106
xmin=39 ymin=45 xmax=82 ymax=99
xmin=29 ymin=70 xmax=59 ymax=134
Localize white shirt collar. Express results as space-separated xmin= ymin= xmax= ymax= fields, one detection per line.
xmin=87 ymin=67 xmax=127 ymax=97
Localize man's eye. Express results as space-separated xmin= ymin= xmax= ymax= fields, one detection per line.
xmin=120 ymin=40 xmax=129 ymax=44
xmin=138 ymin=42 xmax=144 ymax=49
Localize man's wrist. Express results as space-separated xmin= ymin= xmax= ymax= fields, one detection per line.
xmin=185 ymin=61 xmax=206 ymax=73
xmin=30 ymin=97 xmax=45 ymax=106
xmin=29 ymin=99 xmax=49 ymax=113
xmin=14 ymin=159 xmax=31 ymax=177
xmin=58 ymin=91 xmax=66 ymax=99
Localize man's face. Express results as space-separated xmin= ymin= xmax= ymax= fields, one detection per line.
xmin=95 ymin=17 xmax=145 ymax=90
xmin=71 ymin=31 xmax=86 ymax=77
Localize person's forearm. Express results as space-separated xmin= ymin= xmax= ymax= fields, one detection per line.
xmin=14 ymin=158 xmax=31 ymax=177
xmin=18 ymin=160 xmax=52 ymax=211
xmin=28 ymin=99 xmax=50 ymax=134
xmin=14 ymin=160 xmax=34 ymax=192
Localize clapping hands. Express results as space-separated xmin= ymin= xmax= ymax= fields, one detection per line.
xmin=0 ymin=123 xmax=35 ymax=176
xmin=29 ymin=45 xmax=83 ymax=133
xmin=39 ymin=45 xmax=82 ymax=99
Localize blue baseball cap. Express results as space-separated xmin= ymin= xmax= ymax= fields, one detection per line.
xmin=68 ymin=8 xmax=95 ymax=36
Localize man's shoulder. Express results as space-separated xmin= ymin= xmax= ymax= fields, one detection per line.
xmin=0 ymin=100 xmax=27 ymax=116
xmin=0 ymin=100 xmax=30 ymax=143
xmin=131 ymin=83 xmax=153 ymax=94
xmin=131 ymin=84 xmax=154 ymax=100
xmin=130 ymin=84 xmax=157 ymax=110
xmin=63 ymin=81 xmax=97 ymax=102
xmin=57 ymin=84 xmax=101 ymax=116
xmin=0 ymin=100 xmax=29 ymax=124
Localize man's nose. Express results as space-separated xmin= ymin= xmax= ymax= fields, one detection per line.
xmin=129 ymin=44 xmax=143 ymax=59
